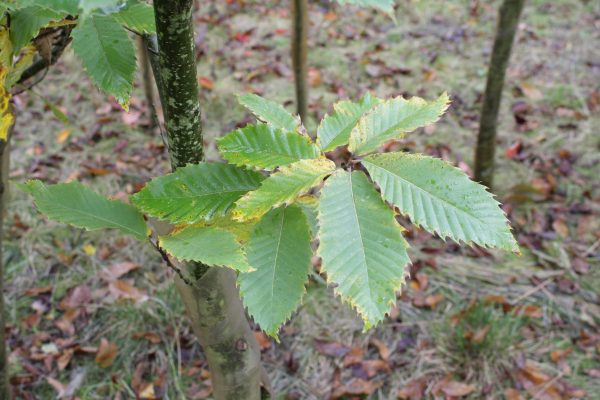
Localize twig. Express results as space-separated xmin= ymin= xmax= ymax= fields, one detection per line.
xmin=149 ymin=239 xmax=194 ymax=285
xmin=12 ymin=68 xmax=48 ymax=96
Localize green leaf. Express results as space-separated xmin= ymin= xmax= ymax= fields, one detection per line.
xmin=317 ymin=170 xmax=410 ymax=329
xmin=334 ymin=0 xmax=395 ymax=19
xmin=234 ymin=158 xmax=335 ymax=221
xmin=78 ymin=0 xmax=120 ymax=14
xmin=15 ymin=0 xmax=78 ymax=14
xmin=131 ymin=163 xmax=264 ymax=225
xmin=23 ymin=180 xmax=148 ymax=239
xmin=9 ymin=6 xmax=65 ymax=53
xmin=348 ymin=92 xmax=450 ymax=155
xmin=238 ymin=93 xmax=299 ymax=132
xmin=71 ymin=14 xmax=136 ymax=109
xmin=295 ymin=195 xmax=318 ymax=237
xmin=239 ymin=205 xmax=312 ymax=338
xmin=217 ymin=123 xmax=321 ymax=171
xmin=317 ymin=92 xmax=381 ymax=152
xmin=159 ymin=225 xmax=252 ymax=272
xmin=110 ymin=1 xmax=155 ymax=33
xmin=362 ymin=152 xmax=519 ymax=252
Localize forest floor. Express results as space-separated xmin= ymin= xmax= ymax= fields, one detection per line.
xmin=5 ymin=0 xmax=600 ymax=399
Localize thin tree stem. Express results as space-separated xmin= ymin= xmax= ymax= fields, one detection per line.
xmin=137 ymin=36 xmax=157 ymax=131
xmin=474 ymin=0 xmax=525 ymax=189
xmin=0 ymin=113 xmax=13 ymax=400
xmin=291 ymin=0 xmax=309 ymax=123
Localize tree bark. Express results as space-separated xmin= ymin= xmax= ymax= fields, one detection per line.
xmin=0 ymin=115 xmax=13 ymax=400
xmin=152 ymin=2 xmax=263 ymax=399
xmin=153 ymin=0 xmax=203 ymax=168
xmin=474 ymin=0 xmax=525 ymax=189
xmin=291 ymin=0 xmax=308 ymax=123
xmin=174 ymin=271 xmax=262 ymax=400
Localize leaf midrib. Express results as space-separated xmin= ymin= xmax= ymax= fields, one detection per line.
xmin=269 ymin=209 xmax=286 ymax=316
xmin=144 ymin=186 xmax=257 ymax=201
xmin=45 ymin=199 xmax=144 ymax=238
xmin=365 ymin=161 xmax=489 ymax=230
xmin=347 ymin=174 xmax=374 ymax=313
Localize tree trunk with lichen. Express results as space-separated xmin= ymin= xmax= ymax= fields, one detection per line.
xmin=151 ymin=1 xmax=263 ymax=399
xmin=474 ymin=0 xmax=525 ymax=189
xmin=0 ymin=117 xmax=12 ymax=400
xmin=291 ymin=0 xmax=308 ymax=123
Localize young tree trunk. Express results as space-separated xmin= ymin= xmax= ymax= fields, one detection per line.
xmin=473 ymin=0 xmax=525 ymax=189
xmin=291 ymin=0 xmax=308 ymax=123
xmin=0 ymin=116 xmax=13 ymax=400
xmin=151 ymin=2 xmax=263 ymax=399
xmin=137 ymin=36 xmax=157 ymax=131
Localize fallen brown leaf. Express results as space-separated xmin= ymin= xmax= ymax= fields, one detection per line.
xmin=439 ymin=381 xmax=476 ymax=397
xmin=504 ymin=388 xmax=525 ymax=400
xmin=370 ymin=338 xmax=390 ymax=361
xmin=132 ymin=332 xmax=161 ymax=344
xmin=99 ymin=262 xmax=140 ymax=282
xmin=331 ymin=378 xmax=383 ymax=399
xmin=314 ymin=339 xmax=350 ymax=358
xmin=95 ymin=338 xmax=118 ymax=368
xmin=397 ymin=377 xmax=426 ymax=400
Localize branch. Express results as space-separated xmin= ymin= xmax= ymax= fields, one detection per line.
xmin=149 ymin=238 xmax=195 ymax=286
xmin=17 ymin=26 xmax=73 ymax=85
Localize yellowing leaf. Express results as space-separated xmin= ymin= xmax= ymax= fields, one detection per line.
xmin=83 ymin=243 xmax=96 ymax=256
xmin=234 ymin=158 xmax=335 ymax=221
xmin=56 ymin=128 xmax=71 ymax=144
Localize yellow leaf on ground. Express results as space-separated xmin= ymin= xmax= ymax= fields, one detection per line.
xmin=56 ymin=129 xmax=71 ymax=144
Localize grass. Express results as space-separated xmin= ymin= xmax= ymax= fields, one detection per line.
xmin=4 ymin=0 xmax=599 ymax=398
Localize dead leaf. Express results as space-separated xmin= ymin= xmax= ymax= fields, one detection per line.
xmin=552 ymin=219 xmax=569 ymax=237
xmin=59 ymin=285 xmax=92 ymax=310
xmin=361 ymin=359 xmax=390 ymax=377
xmin=504 ymin=388 xmax=525 ymax=400
xmin=314 ymin=339 xmax=350 ymax=358
xmin=46 ymin=377 xmax=66 ymax=397
xmin=397 ymin=377 xmax=426 ymax=400
xmin=331 ymin=378 xmax=383 ymax=399
xmin=132 ymin=332 xmax=161 ymax=344
xmin=520 ymin=82 xmax=543 ymax=100
xmin=439 ymin=381 xmax=476 ymax=397
xmin=471 ymin=325 xmax=491 ymax=344
xmin=100 ymin=262 xmax=140 ymax=282
xmin=57 ymin=349 xmax=74 ymax=370
xmin=425 ymin=293 xmax=444 ymax=309
xmin=95 ymin=338 xmax=118 ymax=368
xmin=24 ymin=284 xmax=53 ymax=296
xmin=198 ymin=76 xmax=214 ymax=90
xmin=253 ymin=331 xmax=271 ymax=351
xmin=56 ymin=129 xmax=71 ymax=144
xmin=139 ymin=383 xmax=156 ymax=399
xmin=550 ymin=348 xmax=572 ymax=363
xmin=308 ymin=67 xmax=321 ymax=86
xmin=370 ymin=338 xmax=390 ymax=361
xmin=513 ymin=304 xmax=543 ymax=318
xmin=343 ymin=347 xmax=363 ymax=366
xmin=108 ymin=280 xmax=147 ymax=302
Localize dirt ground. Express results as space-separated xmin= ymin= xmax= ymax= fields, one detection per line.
xmin=5 ymin=0 xmax=599 ymax=398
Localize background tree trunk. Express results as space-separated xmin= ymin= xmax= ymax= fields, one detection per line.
xmin=0 ymin=114 xmax=13 ymax=400
xmin=152 ymin=1 xmax=263 ymax=399
xmin=137 ymin=36 xmax=157 ymax=131
xmin=473 ymin=0 xmax=525 ymax=189
xmin=291 ymin=0 xmax=308 ymax=123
